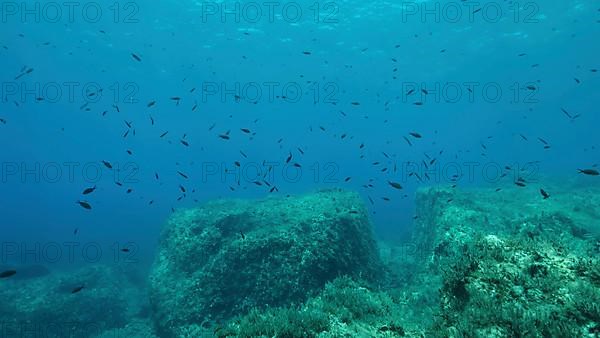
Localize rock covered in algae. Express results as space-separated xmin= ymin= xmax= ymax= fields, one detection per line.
xmin=0 ymin=265 xmax=147 ymax=337
xmin=410 ymin=184 xmax=600 ymax=337
xmin=148 ymin=189 xmax=383 ymax=336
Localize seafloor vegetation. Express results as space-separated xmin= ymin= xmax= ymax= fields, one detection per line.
xmin=1 ymin=183 xmax=599 ymax=337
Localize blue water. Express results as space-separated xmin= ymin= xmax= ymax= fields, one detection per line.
xmin=1 ymin=0 xmax=599 ymax=276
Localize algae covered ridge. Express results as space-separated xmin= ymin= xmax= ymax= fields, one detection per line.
xmin=149 ymin=183 xmax=600 ymax=337
xmin=415 ymin=184 xmax=600 ymax=337
xmin=2 ymin=184 xmax=600 ymax=337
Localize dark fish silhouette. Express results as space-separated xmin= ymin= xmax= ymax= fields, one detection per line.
xmin=560 ymin=108 xmax=581 ymax=121
xmin=578 ymin=169 xmax=599 ymax=176
xmin=14 ymin=67 xmax=33 ymax=80
xmin=71 ymin=286 xmax=85 ymax=294
xmin=82 ymin=186 xmax=96 ymax=195
xmin=0 ymin=270 xmax=16 ymax=278
xmin=388 ymin=181 xmax=403 ymax=190
xmin=76 ymin=201 xmax=92 ymax=210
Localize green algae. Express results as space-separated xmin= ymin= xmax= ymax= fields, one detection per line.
xmin=206 ymin=183 xmax=600 ymax=337
xmin=149 ymin=189 xmax=384 ymax=337
xmin=0 ymin=265 xmax=147 ymax=337
xmin=3 ymin=182 xmax=600 ymax=337
xmin=411 ymin=184 xmax=600 ymax=337
xmin=215 ymin=277 xmax=411 ymax=338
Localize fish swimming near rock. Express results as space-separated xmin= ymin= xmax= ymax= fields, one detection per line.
xmin=0 ymin=265 xmax=49 ymax=280
xmin=0 ymin=270 xmax=17 ymax=278
xmin=71 ymin=286 xmax=85 ymax=294
xmin=578 ymin=169 xmax=599 ymax=176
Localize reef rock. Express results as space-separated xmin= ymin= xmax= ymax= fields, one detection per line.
xmin=0 ymin=264 xmax=146 ymax=337
xmin=412 ymin=185 xmax=600 ymax=337
xmin=149 ymin=189 xmax=383 ymax=337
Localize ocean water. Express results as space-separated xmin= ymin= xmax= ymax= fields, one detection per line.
xmin=1 ymin=0 xmax=600 ymax=337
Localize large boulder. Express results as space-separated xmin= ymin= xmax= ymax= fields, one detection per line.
xmin=149 ymin=189 xmax=383 ymax=337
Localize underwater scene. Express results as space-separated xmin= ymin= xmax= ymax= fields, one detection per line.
xmin=1 ymin=0 xmax=600 ymax=337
